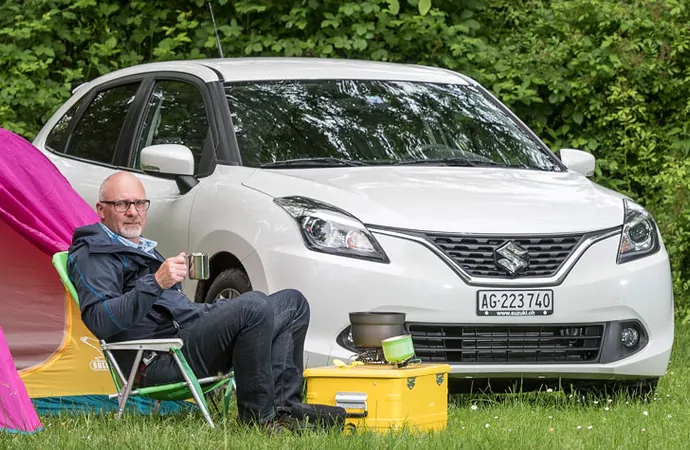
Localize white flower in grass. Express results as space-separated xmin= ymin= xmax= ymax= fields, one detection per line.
xmin=642 ymin=428 xmax=646 ymax=432
xmin=643 ymin=411 xmax=648 ymax=416
xmin=471 ymin=404 xmax=478 ymax=411
xmin=667 ymin=414 xmax=672 ymax=419
xmin=548 ymin=416 xmax=553 ymax=419
xmin=587 ymin=426 xmax=593 ymax=430
xmin=508 ymin=429 xmax=512 ymax=432
xmin=608 ymin=399 xmax=613 ymax=403
xmin=577 ymin=426 xmax=582 ymax=430
xmin=604 ymin=407 xmax=610 ymax=411
xmin=485 ymin=423 xmax=490 ymax=428
xmin=546 ymin=388 xmax=553 ymax=393
xmin=494 ymin=416 xmax=499 ymax=420
xmin=667 ymin=394 xmax=671 ymax=398
xmin=593 ymin=400 xmax=599 ymax=404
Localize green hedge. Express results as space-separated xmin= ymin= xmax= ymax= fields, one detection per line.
xmin=1 ymin=0 xmax=688 ymax=306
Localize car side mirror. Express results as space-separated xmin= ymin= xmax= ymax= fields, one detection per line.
xmin=558 ymin=148 xmax=595 ymax=177
xmin=140 ymin=144 xmax=195 ymax=176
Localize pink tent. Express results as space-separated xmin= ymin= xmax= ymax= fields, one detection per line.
xmin=0 ymin=128 xmax=190 ymax=415
xmin=0 ymin=127 xmax=96 ymax=423
xmin=0 ymin=128 xmax=98 ymax=371
xmin=1 ymin=325 xmax=42 ymax=433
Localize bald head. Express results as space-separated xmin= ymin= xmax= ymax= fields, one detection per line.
xmin=96 ymin=171 xmax=148 ymax=243
xmin=99 ymin=171 xmax=145 ymax=202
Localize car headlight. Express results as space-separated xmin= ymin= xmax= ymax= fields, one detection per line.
xmin=617 ymin=199 xmax=660 ymax=264
xmin=274 ymin=196 xmax=390 ymax=263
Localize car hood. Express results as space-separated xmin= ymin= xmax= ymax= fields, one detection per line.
xmin=240 ymin=167 xmax=626 ymax=234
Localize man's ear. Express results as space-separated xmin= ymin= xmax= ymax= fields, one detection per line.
xmin=96 ymin=202 xmax=106 ymax=220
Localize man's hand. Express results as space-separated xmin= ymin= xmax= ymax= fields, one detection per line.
xmin=154 ymin=252 xmax=187 ymax=290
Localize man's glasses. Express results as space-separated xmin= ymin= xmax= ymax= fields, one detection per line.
xmin=100 ymin=200 xmax=151 ymax=212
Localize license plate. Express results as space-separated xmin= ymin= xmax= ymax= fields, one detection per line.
xmin=476 ymin=290 xmax=554 ymax=316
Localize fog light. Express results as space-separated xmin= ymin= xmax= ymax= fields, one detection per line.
xmin=336 ymin=326 xmax=358 ymax=352
xmin=621 ymin=327 xmax=640 ymax=348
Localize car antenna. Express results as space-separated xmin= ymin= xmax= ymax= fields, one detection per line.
xmin=207 ymin=1 xmax=224 ymax=58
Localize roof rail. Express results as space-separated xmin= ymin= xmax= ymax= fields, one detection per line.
xmin=72 ymin=82 xmax=88 ymax=94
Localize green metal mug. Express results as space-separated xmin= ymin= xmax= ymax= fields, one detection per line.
xmin=187 ymin=252 xmax=210 ymax=280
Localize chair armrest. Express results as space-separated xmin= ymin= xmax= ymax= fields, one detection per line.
xmin=101 ymin=338 xmax=183 ymax=352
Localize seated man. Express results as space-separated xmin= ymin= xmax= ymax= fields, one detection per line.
xmin=67 ymin=171 xmax=310 ymax=430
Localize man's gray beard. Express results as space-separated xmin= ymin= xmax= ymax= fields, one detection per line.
xmin=120 ymin=226 xmax=142 ymax=239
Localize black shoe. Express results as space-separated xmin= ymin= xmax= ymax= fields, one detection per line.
xmin=236 ymin=414 xmax=297 ymax=436
xmin=265 ymin=409 xmax=314 ymax=435
xmin=289 ymin=403 xmax=346 ymax=431
xmin=263 ymin=414 xmax=292 ymax=436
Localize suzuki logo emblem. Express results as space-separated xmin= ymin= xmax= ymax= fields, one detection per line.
xmin=494 ymin=241 xmax=529 ymax=275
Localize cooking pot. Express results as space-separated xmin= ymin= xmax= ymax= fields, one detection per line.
xmin=349 ymin=312 xmax=406 ymax=348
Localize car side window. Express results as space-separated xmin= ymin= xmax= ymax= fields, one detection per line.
xmin=134 ymin=80 xmax=210 ymax=173
xmin=65 ymin=83 xmax=140 ymax=164
xmin=45 ymin=96 xmax=85 ymax=154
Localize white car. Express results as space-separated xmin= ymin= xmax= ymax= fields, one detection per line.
xmin=33 ymin=57 xmax=673 ymax=396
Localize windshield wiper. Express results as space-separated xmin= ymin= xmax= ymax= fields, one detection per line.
xmin=395 ymin=157 xmax=508 ymax=167
xmin=260 ymin=157 xmax=366 ymax=168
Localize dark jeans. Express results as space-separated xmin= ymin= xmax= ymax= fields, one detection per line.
xmin=139 ymin=289 xmax=310 ymax=424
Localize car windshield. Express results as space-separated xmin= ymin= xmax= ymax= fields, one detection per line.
xmin=224 ymin=79 xmax=562 ymax=171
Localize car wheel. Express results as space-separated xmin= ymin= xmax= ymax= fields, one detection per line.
xmin=569 ymin=378 xmax=659 ymax=401
xmin=204 ymin=268 xmax=252 ymax=304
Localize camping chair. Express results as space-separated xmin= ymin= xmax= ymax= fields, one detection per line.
xmin=51 ymin=251 xmax=234 ymax=428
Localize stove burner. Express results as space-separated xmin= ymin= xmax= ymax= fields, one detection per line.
xmin=353 ymin=347 xmax=387 ymax=364
xmin=352 ymin=346 xmax=422 ymax=369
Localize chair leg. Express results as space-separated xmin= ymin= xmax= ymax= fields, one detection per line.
xmin=208 ymin=394 xmax=220 ymax=415
xmin=117 ymin=349 xmax=144 ymax=419
xmin=171 ymin=350 xmax=215 ymax=428
xmin=223 ymin=378 xmax=233 ymax=418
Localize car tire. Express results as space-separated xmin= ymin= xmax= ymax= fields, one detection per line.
xmin=204 ymin=268 xmax=252 ymax=303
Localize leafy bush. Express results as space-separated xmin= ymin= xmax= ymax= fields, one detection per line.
xmin=1 ymin=0 xmax=688 ymax=304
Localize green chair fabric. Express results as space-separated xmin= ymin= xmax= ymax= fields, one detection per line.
xmin=52 ymin=251 xmax=80 ymax=306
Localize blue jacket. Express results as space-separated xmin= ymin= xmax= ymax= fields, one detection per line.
xmin=67 ymin=224 xmax=211 ymax=371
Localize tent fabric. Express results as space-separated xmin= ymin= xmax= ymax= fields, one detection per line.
xmin=0 ymin=326 xmax=42 ymax=433
xmin=32 ymin=395 xmax=196 ymax=415
xmin=0 ymin=128 xmax=191 ymax=414
xmin=0 ymin=218 xmax=66 ymax=370
xmin=0 ymin=128 xmax=98 ymax=256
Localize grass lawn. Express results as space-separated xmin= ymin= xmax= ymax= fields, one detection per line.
xmin=3 ymin=320 xmax=688 ymax=449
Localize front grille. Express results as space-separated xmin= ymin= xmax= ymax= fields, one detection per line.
xmin=409 ymin=323 xmax=604 ymax=364
xmin=425 ymin=233 xmax=584 ymax=278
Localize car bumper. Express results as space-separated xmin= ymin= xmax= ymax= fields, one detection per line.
xmin=254 ymin=231 xmax=674 ymax=379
